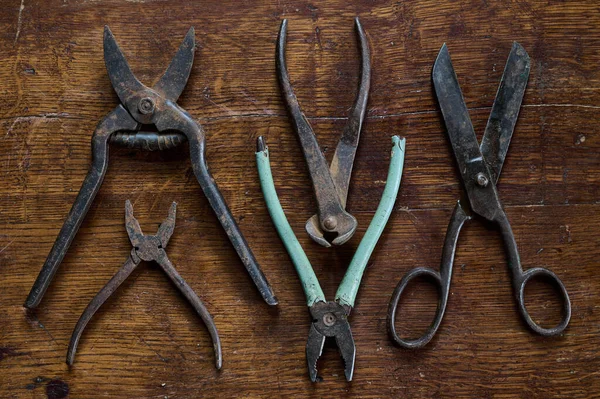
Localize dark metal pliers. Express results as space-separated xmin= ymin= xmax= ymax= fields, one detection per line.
xmin=25 ymin=26 xmax=277 ymax=309
xmin=388 ymin=43 xmax=571 ymax=349
xmin=67 ymin=200 xmax=221 ymax=368
xmin=277 ymin=18 xmax=371 ymax=247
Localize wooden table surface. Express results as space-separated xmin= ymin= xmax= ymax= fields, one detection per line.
xmin=1 ymin=0 xmax=599 ymax=397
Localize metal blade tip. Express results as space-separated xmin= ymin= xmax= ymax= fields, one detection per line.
xmin=345 ymin=366 xmax=354 ymax=381
xmin=432 ymin=43 xmax=451 ymax=79
xmin=511 ymin=41 xmax=530 ymax=61
xmin=183 ymin=27 xmax=195 ymax=48
xmin=435 ymin=43 xmax=449 ymax=62
xmin=103 ymin=25 xmax=116 ymax=45
xmin=354 ymin=17 xmax=366 ymax=37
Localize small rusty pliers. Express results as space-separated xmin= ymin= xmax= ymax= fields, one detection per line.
xmin=277 ymin=18 xmax=371 ymax=247
xmin=25 ymin=26 xmax=277 ymax=309
xmin=67 ymin=200 xmax=221 ymax=368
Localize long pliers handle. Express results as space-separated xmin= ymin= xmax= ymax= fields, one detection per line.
xmin=256 ymin=136 xmax=405 ymax=307
xmin=255 ymin=137 xmax=325 ymax=306
xmin=25 ymin=105 xmax=138 ymax=308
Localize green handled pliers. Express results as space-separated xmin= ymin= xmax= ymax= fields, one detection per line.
xmin=256 ymin=135 xmax=405 ymax=382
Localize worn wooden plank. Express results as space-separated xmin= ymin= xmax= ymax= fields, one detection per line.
xmin=0 ymin=0 xmax=599 ymax=398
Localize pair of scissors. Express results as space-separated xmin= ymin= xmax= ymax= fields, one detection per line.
xmin=25 ymin=26 xmax=277 ymax=309
xmin=388 ymin=42 xmax=571 ymax=349
xmin=277 ymin=18 xmax=371 ymax=247
xmin=256 ymin=135 xmax=405 ymax=381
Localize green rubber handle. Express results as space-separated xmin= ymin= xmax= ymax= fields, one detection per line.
xmin=256 ymin=140 xmax=326 ymax=306
xmin=336 ymin=135 xmax=406 ymax=307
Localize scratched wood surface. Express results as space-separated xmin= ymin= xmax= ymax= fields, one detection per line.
xmin=0 ymin=0 xmax=599 ymax=398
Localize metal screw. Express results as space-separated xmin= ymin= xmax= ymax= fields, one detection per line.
xmin=476 ymin=172 xmax=489 ymax=187
xmin=323 ymin=216 xmax=337 ymax=230
xmin=138 ymin=97 xmax=155 ymax=115
xmin=323 ymin=312 xmax=336 ymax=327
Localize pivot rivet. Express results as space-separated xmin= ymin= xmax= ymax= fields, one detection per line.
xmin=476 ymin=172 xmax=489 ymax=187
xmin=139 ymin=97 xmax=155 ymax=115
xmin=323 ymin=312 xmax=336 ymax=327
xmin=323 ymin=216 xmax=338 ymax=230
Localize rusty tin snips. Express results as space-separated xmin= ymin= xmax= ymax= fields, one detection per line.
xmin=276 ymin=18 xmax=371 ymax=247
xmin=67 ymin=200 xmax=221 ymax=368
xmin=25 ymin=27 xmax=277 ymax=309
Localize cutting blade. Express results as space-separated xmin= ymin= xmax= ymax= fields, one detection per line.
xmin=480 ymin=42 xmax=530 ymax=184
xmin=153 ymin=27 xmax=195 ymax=102
xmin=432 ymin=44 xmax=502 ymax=222
xmin=104 ymin=26 xmax=147 ymax=107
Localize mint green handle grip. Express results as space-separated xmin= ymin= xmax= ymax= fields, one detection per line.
xmin=256 ymin=143 xmax=326 ymax=306
xmin=336 ymin=135 xmax=406 ymax=307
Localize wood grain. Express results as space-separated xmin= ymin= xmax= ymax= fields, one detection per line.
xmin=1 ymin=0 xmax=599 ymax=398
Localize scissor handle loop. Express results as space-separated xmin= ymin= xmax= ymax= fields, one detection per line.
xmin=496 ymin=211 xmax=571 ymax=336
xmin=515 ymin=267 xmax=571 ymax=336
xmin=387 ymin=267 xmax=448 ymax=349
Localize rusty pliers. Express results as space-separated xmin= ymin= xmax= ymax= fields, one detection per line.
xmin=67 ymin=200 xmax=221 ymax=368
xmin=277 ymin=18 xmax=371 ymax=247
xmin=25 ymin=26 xmax=277 ymax=308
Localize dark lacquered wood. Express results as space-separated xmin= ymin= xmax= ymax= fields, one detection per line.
xmin=0 ymin=1 xmax=599 ymax=397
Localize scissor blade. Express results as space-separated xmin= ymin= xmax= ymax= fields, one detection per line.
xmin=153 ymin=27 xmax=195 ymax=102
xmin=480 ymin=42 xmax=530 ymax=184
xmin=103 ymin=26 xmax=146 ymax=106
xmin=433 ymin=44 xmax=502 ymax=221
xmin=432 ymin=44 xmax=484 ymax=183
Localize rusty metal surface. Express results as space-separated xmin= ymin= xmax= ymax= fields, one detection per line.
xmin=66 ymin=200 xmax=222 ymax=368
xmin=277 ymin=18 xmax=371 ymax=247
xmin=388 ymin=42 xmax=571 ymax=349
xmin=24 ymin=26 xmax=277 ymax=309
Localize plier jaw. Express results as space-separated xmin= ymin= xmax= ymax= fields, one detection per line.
xmin=306 ymin=301 xmax=356 ymax=382
xmin=125 ymin=199 xmax=176 ymax=262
